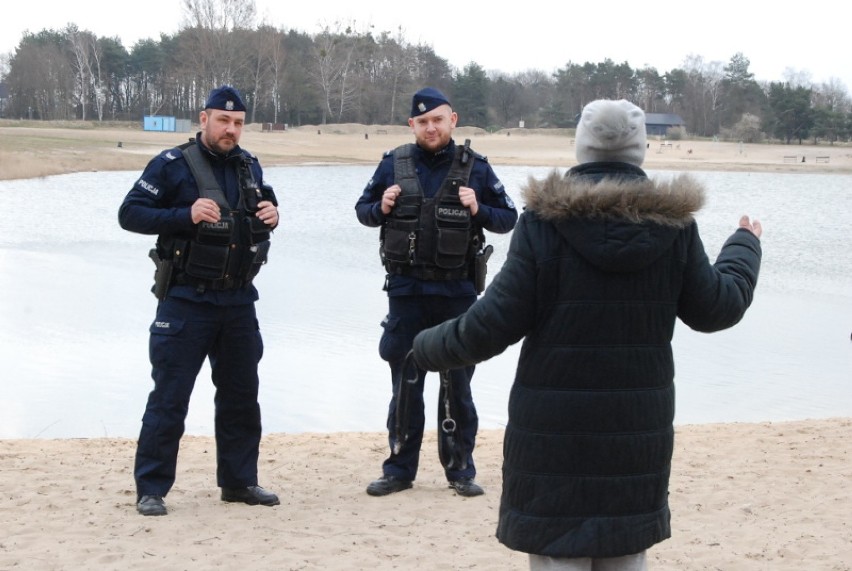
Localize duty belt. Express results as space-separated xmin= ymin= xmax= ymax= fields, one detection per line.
xmin=387 ymin=264 xmax=469 ymax=281
xmin=175 ymin=272 xmax=252 ymax=291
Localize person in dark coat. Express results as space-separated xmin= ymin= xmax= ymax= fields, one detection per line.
xmin=410 ymin=99 xmax=762 ymax=570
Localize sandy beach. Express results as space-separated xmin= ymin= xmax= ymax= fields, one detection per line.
xmin=3 ymin=121 xmax=852 ymax=180
xmin=0 ymin=420 xmax=849 ymax=570
xmin=1 ymin=122 xmax=851 ymax=570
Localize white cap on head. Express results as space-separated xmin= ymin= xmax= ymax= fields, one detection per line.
xmin=575 ymin=99 xmax=647 ymax=167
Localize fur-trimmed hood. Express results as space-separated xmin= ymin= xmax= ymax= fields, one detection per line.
xmin=521 ymin=163 xmax=707 ymax=272
xmin=523 ymin=164 xmax=705 ymax=226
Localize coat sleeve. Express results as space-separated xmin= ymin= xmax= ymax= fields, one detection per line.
xmin=464 ymin=159 xmax=517 ymax=234
xmin=677 ymin=224 xmax=762 ymax=332
xmin=118 ymin=153 xmax=194 ymax=236
xmin=354 ymin=155 xmax=393 ymax=228
xmin=412 ymin=212 xmax=537 ymax=371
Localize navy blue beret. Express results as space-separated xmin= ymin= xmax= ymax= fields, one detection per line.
xmin=411 ymin=87 xmax=451 ymax=117
xmin=204 ymin=85 xmax=246 ymax=112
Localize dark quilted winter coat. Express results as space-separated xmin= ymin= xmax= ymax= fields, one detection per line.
xmin=412 ymin=162 xmax=762 ymax=558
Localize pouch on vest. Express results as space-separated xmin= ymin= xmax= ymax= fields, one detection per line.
xmin=184 ymin=215 xmax=234 ymax=280
xmin=434 ymin=179 xmax=471 ymax=269
xmin=184 ymin=243 xmax=228 ymax=280
xmin=382 ymin=223 xmax=417 ymax=264
xmin=240 ymin=240 xmax=271 ymax=280
xmin=196 ymin=216 xmax=234 ymax=246
xmin=249 ymin=216 xmax=271 ymax=237
xmin=382 ymin=194 xmax=421 ymax=264
xmin=434 ymin=228 xmax=469 ymax=269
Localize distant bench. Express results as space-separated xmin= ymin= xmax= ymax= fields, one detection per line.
xmin=376 ymin=129 xmax=388 ymax=135
xmin=816 ymin=156 xmax=830 ymax=163
xmin=783 ymin=156 xmax=797 ymax=163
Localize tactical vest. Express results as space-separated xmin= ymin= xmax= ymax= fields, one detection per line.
xmin=380 ymin=143 xmax=480 ymax=281
xmin=164 ymin=141 xmax=272 ymax=291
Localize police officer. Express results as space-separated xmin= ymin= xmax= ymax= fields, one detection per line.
xmin=119 ymin=85 xmax=280 ymax=516
xmin=355 ymin=87 xmax=518 ymax=497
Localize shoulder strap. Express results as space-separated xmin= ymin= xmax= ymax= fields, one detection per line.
xmin=181 ymin=142 xmax=230 ymax=209
xmin=447 ymin=141 xmax=476 ymax=187
xmin=433 ymin=141 xmax=476 ymax=202
xmin=393 ymin=144 xmax=421 ymax=196
xmin=392 ymin=141 xmax=475 ymax=197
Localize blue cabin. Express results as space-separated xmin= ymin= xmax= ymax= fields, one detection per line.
xmin=143 ymin=116 xmax=192 ymax=132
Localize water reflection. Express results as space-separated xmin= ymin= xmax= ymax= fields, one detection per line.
xmin=1 ymin=167 xmax=850 ymax=439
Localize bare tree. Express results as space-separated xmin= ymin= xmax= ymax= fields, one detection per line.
xmin=704 ymin=61 xmax=725 ymax=134
xmin=489 ymin=72 xmax=522 ymax=127
xmin=680 ymin=54 xmax=725 ymax=136
xmin=181 ymin=0 xmax=257 ymax=93
xmin=0 ymin=53 xmax=10 ymax=81
xmin=635 ymin=66 xmax=666 ymax=112
xmin=262 ymin=26 xmax=287 ymax=124
xmin=379 ymin=28 xmax=415 ymax=124
xmin=512 ymin=69 xmax=553 ymax=128
xmin=88 ymin=35 xmax=108 ymax=120
xmin=67 ymin=27 xmax=94 ymax=120
xmin=311 ymin=22 xmax=358 ymax=124
xmin=782 ymin=67 xmax=813 ymax=89
xmin=243 ymin=26 xmax=278 ymax=123
xmin=814 ymin=78 xmax=851 ymax=112
xmin=182 ymin=0 xmax=256 ymax=33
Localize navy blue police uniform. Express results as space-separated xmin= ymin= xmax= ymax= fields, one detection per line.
xmin=355 ymin=88 xmax=518 ymax=493
xmin=119 ymin=86 xmax=279 ymax=514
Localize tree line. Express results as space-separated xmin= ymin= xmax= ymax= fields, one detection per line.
xmin=1 ymin=0 xmax=850 ymax=144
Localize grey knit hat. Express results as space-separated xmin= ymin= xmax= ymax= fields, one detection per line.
xmin=575 ymin=99 xmax=647 ymax=166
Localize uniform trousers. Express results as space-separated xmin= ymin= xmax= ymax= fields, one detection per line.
xmin=379 ymin=294 xmax=478 ymax=482
xmin=134 ymin=296 xmax=264 ymax=498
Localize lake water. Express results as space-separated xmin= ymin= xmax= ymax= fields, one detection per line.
xmin=1 ymin=166 xmax=850 ymax=439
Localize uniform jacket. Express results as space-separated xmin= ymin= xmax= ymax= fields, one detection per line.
xmin=119 ymin=133 xmax=276 ymax=305
xmin=355 ymin=139 xmax=517 ymax=297
xmin=412 ymin=161 xmax=762 ymax=557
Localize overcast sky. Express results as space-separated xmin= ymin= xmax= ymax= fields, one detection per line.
xmin=3 ymin=0 xmax=848 ymax=91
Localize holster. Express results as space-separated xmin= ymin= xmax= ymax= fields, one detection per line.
xmin=473 ymin=244 xmax=493 ymax=294
xmin=149 ymin=248 xmax=174 ymax=300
